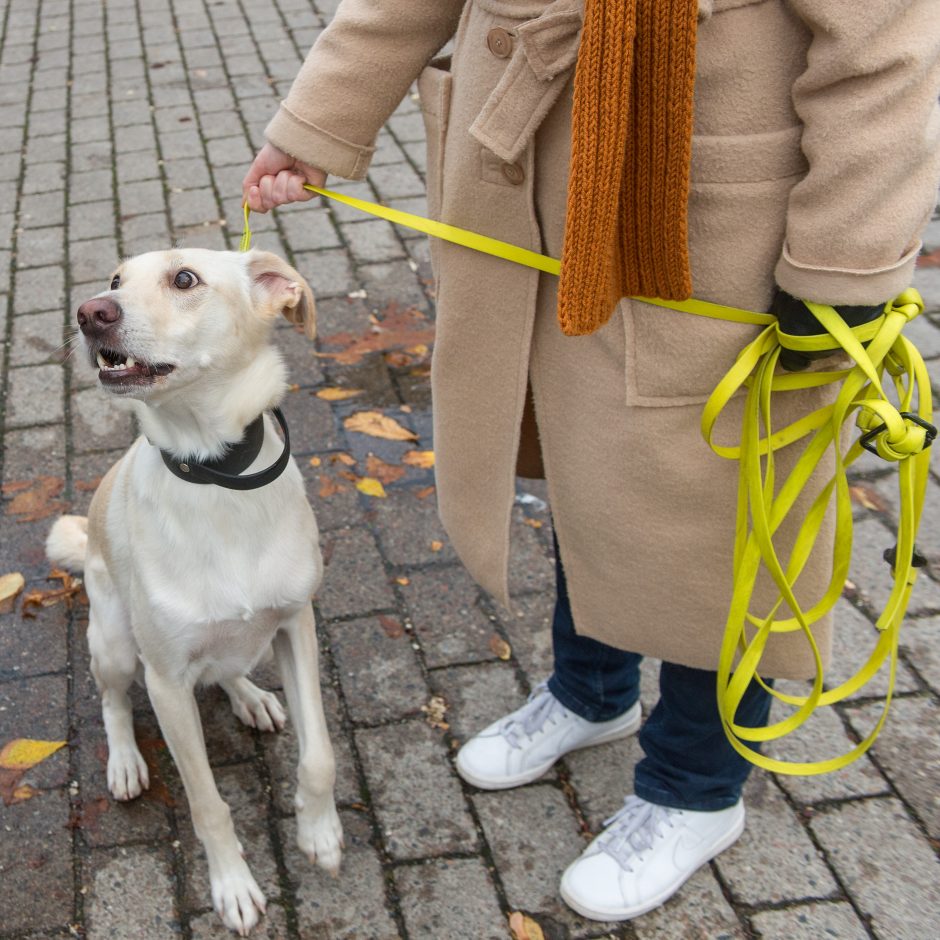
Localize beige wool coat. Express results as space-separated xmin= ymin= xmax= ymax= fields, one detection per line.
xmin=268 ymin=0 xmax=940 ymax=678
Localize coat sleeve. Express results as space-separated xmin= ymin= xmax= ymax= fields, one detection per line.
xmin=774 ymin=0 xmax=940 ymax=305
xmin=265 ymin=0 xmax=465 ymax=180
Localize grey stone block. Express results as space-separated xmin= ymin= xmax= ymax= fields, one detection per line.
xmin=356 ymin=719 xmax=477 ymax=859
xmin=190 ymin=902 xmax=290 ymax=939
xmin=396 ymin=857 xmax=507 ymax=939
xmin=293 ymin=248 xmax=357 ymax=299
xmin=716 ymin=774 xmax=838 ymax=905
xmin=9 ymin=311 xmax=66 ymax=366
xmin=69 ymin=199 xmax=118 ymax=243
xmin=429 ymin=661 xmax=523 ymax=744
xmin=809 ymin=798 xmax=940 ymax=940
xmin=70 ymin=384 xmax=137 ymax=454
xmin=341 ymin=218 xmax=407 ymax=265
xmin=84 ymin=846 xmax=179 ymax=939
xmin=565 ymin=734 xmax=647 ymax=830
xmin=0 ymin=675 xmax=69 ymax=790
xmin=750 ymin=901 xmax=869 ymax=940
xmin=500 ymin=590 xmax=555 ymax=681
xmin=69 ymin=236 xmax=120 ymax=284
xmin=370 ymin=486 xmax=456 ymax=566
xmin=328 ymin=615 xmax=427 ymax=723
xmin=169 ymin=187 xmax=220 ymax=228
xmin=900 ymin=613 xmax=940 ymax=692
xmin=315 ymin=527 xmax=396 ymax=619
xmin=6 ymin=364 xmax=64 ymax=425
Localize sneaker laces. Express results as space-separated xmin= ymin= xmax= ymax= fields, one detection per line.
xmin=592 ymin=796 xmax=678 ymax=872
xmin=500 ymin=682 xmax=567 ymax=748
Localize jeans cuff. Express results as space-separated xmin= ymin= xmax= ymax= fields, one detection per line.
xmin=547 ymin=674 xmax=636 ymax=723
xmin=633 ymin=780 xmax=743 ymax=813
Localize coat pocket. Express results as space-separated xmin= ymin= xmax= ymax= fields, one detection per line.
xmin=417 ymin=57 xmax=453 ymax=281
xmin=623 ymin=127 xmax=805 ymax=408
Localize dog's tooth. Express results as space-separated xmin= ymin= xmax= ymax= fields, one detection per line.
xmin=97 ymin=352 xmax=107 ymax=369
xmin=125 ymin=355 xmax=136 ymax=368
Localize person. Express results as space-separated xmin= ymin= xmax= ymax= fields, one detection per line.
xmin=243 ymin=0 xmax=940 ymax=921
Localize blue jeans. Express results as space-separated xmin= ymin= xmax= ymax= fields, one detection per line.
xmin=546 ymin=548 xmax=772 ymax=811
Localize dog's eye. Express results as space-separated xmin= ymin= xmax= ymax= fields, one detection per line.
xmin=110 ymin=275 xmax=120 ymax=290
xmin=174 ymin=270 xmax=199 ymax=290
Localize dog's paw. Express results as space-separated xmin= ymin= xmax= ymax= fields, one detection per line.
xmin=228 ymin=682 xmax=286 ymax=733
xmin=297 ymin=805 xmax=343 ymax=875
xmin=211 ymin=867 xmax=266 ymax=936
xmin=107 ymin=746 xmax=150 ymax=801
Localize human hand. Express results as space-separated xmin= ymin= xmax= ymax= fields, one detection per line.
xmin=242 ymin=142 xmax=327 ymax=212
xmin=770 ymin=288 xmax=885 ymax=372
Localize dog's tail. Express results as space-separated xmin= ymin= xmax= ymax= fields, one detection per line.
xmin=46 ymin=515 xmax=89 ymax=573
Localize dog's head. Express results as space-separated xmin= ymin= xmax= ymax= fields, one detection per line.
xmin=75 ymin=248 xmax=316 ymax=399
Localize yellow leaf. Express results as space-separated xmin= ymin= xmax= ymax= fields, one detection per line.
xmin=509 ymin=912 xmax=545 ymax=940
xmin=402 ymin=450 xmax=435 ymax=469
xmin=344 ymin=411 xmax=417 ymax=442
xmin=356 ymin=477 xmax=387 ymax=498
xmin=0 ymin=572 xmax=25 ymax=611
xmin=430 ymin=540 xmax=443 ymax=552
xmin=309 ymin=456 xmax=322 ymax=467
xmin=396 ymin=576 xmax=410 ymax=586
xmin=406 ymin=344 xmax=428 ymax=357
xmin=316 ymin=387 xmax=363 ymax=401
xmin=0 ymin=739 xmax=66 ymax=771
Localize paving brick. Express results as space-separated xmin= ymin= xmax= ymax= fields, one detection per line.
xmin=809 ymin=799 xmax=940 ymax=940
xmin=900 ymin=613 xmax=940 ymax=691
xmin=429 ymin=661 xmax=524 ymax=744
xmin=278 ymin=205 xmax=342 ymax=252
xmin=750 ymin=901 xmax=869 ymax=940
xmin=565 ymin=734 xmax=647 ymax=830
xmin=370 ymin=486 xmax=456 ymax=566
xmin=357 ymin=259 xmax=431 ymax=312
xmin=0 ymin=589 xmax=68 ymax=681
xmin=9 ymin=311 xmax=66 ymax=366
xmin=70 ymin=384 xmax=137 ymax=454
xmin=473 ymin=784 xmax=608 ymax=933
xmin=0 ymin=789 xmax=75 ymax=934
xmin=84 ymin=845 xmax=180 ymax=939
xmin=12 ymin=264 xmax=65 ymax=315
xmin=169 ymin=187 xmax=220 ymax=228
xmin=315 ymin=526 xmax=396 ymax=619
xmin=356 ymin=719 xmax=476 ymax=859
xmin=0 ymin=675 xmax=69 ymax=790
xmin=341 ymin=218 xmax=407 ymax=265
xmin=69 ymin=199 xmax=118 ymax=243
xmin=190 ymin=902 xmax=291 ymax=939
xmin=293 ymin=247 xmax=356 ymax=299
xmin=6 ymin=364 xmax=65 ymax=425
xmin=271 ymin=322 xmax=326 ymax=387
xmin=396 ymin=857 xmax=507 ymax=939
xmin=716 ymin=774 xmax=838 ymax=905
xmin=500 ymin=589 xmax=555 ymax=680
xmin=328 ymin=615 xmax=427 ymax=723
xmin=282 ymin=810 xmax=400 ymax=938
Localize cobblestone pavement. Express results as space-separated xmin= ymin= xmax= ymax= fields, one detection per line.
xmin=1 ymin=1 xmax=939 ymax=938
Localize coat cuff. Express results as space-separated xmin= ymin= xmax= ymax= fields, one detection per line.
xmin=265 ymin=104 xmax=375 ymax=181
xmin=774 ymin=241 xmax=922 ymax=306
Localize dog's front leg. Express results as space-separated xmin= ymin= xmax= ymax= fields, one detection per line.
xmin=144 ymin=665 xmax=265 ymax=935
xmin=273 ymin=606 xmax=343 ymax=873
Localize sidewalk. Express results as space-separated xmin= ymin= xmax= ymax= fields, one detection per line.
xmin=1 ymin=1 xmax=939 ymax=938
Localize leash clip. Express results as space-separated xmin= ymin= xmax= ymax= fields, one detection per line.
xmin=858 ymin=412 xmax=936 ymax=459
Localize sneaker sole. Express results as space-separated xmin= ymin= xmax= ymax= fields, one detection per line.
xmin=559 ymin=808 xmax=746 ymax=922
xmin=455 ymin=706 xmax=643 ymax=791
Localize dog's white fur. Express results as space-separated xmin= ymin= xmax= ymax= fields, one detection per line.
xmin=47 ymin=248 xmax=341 ymax=936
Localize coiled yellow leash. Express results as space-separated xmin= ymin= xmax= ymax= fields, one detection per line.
xmin=242 ymin=191 xmax=934 ymax=774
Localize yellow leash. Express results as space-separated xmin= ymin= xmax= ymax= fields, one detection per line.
xmin=241 ymin=191 xmax=934 ymax=774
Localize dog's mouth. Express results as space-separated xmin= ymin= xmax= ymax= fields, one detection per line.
xmin=93 ymin=346 xmax=176 ymax=387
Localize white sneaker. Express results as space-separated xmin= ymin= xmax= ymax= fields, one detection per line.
xmin=455 ymin=682 xmax=642 ymax=790
xmin=560 ymin=795 xmax=745 ymax=921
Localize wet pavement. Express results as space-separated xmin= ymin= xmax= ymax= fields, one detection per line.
xmin=1 ymin=1 xmax=940 ymax=938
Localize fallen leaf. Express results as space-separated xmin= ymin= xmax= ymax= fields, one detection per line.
xmin=849 ymin=485 xmax=887 ymax=512
xmin=332 ymin=452 xmax=358 ymax=466
xmin=309 ymin=456 xmax=322 ymax=467
xmin=136 ymin=737 xmax=175 ymax=807
xmin=522 ymin=518 xmax=543 ymax=529
xmin=316 ymin=387 xmax=363 ymax=401
xmin=430 ymin=540 xmax=443 ymax=552
xmin=406 ymin=344 xmax=428 ymax=357
xmin=400 ymin=404 xmax=412 ymax=414
xmin=0 ymin=739 xmax=66 ymax=771
xmin=11 ymin=784 xmax=38 ymax=804
xmin=395 ymin=576 xmax=410 ymax=586
xmin=317 ymin=475 xmax=346 ymax=499
xmin=74 ymin=476 xmax=103 ymax=492
xmin=67 ymin=797 xmax=109 ymax=831
xmin=21 ymin=569 xmax=86 ymax=617
xmin=318 ymin=303 xmax=435 ymax=365
xmin=402 ymin=450 xmax=435 ymax=469
xmin=356 ymin=477 xmax=387 ymax=498
xmin=421 ymin=695 xmax=449 ymax=730
xmin=287 ymin=383 xmax=300 ymax=392
xmin=489 ymin=635 xmax=512 ymax=661
xmin=3 ymin=476 xmax=68 ymax=523
xmin=0 ymin=572 xmax=25 ymax=613
xmin=365 ymin=455 xmax=406 ymax=485
xmin=415 ymin=485 xmax=436 ymax=500
xmin=378 ymin=615 xmax=404 ymax=639
xmin=509 ymin=912 xmax=545 ymax=940
xmin=344 ymin=411 xmax=417 ymax=442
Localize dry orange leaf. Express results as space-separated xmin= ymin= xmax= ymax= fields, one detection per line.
xmin=379 ymin=615 xmax=404 ymax=639
xmin=849 ymin=485 xmax=887 ymax=512
xmin=318 ymin=302 xmax=435 ymax=365
xmin=402 ymin=449 xmax=435 ymax=469
xmin=415 ymin=485 xmax=436 ymax=500
xmin=421 ymin=695 xmax=449 ymax=730
xmin=3 ymin=476 xmax=68 ymax=523
xmin=309 ymin=456 xmax=322 ymax=467
xmin=317 ymin=475 xmax=346 ymax=499
xmin=344 ymin=411 xmax=417 ymax=442
xmin=316 ymin=387 xmax=363 ymax=401
xmin=356 ymin=477 xmax=388 ymax=498
xmin=395 ymin=576 xmax=410 ymax=586
xmin=0 ymin=572 xmax=25 ymax=613
xmin=365 ymin=455 xmax=407 ymax=485
xmin=489 ymin=634 xmax=512 ymax=661
xmin=430 ymin=540 xmax=443 ymax=552
xmin=522 ymin=518 xmax=543 ymax=529
xmin=332 ymin=452 xmax=358 ymax=466
xmin=21 ymin=569 xmax=86 ymax=617
xmin=509 ymin=912 xmax=545 ymax=940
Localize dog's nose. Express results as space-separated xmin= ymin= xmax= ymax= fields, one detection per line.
xmin=77 ymin=297 xmax=123 ymax=335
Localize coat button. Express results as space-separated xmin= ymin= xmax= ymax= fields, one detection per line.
xmin=501 ymin=161 xmax=525 ymax=185
xmin=486 ymin=27 xmax=513 ymax=58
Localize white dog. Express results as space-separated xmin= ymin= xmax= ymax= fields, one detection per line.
xmin=47 ymin=248 xmax=342 ymax=935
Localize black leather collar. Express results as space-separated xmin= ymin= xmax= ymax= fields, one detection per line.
xmin=159 ymin=407 xmax=291 ymax=490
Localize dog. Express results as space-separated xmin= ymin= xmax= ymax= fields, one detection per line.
xmin=46 ymin=248 xmax=342 ymax=935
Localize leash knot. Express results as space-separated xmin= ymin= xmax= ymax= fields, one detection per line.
xmin=859 ymin=408 xmax=936 ymax=461
xmin=886 ymin=288 xmax=924 ymax=323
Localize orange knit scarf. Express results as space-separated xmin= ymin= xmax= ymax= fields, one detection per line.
xmin=558 ymin=0 xmax=698 ymax=336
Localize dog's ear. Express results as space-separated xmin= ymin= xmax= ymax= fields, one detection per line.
xmin=245 ymin=250 xmax=316 ymax=340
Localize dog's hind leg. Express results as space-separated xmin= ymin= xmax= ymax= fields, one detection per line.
xmin=219 ymin=676 xmax=286 ymax=733
xmin=273 ymin=605 xmax=343 ymax=874
xmin=86 ymin=560 xmax=149 ymax=801
xmin=144 ymin=665 xmax=266 ymax=935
